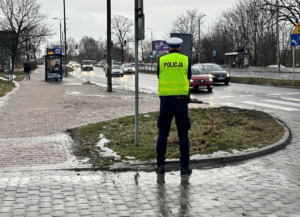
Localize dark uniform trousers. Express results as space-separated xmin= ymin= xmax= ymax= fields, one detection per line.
xmin=156 ymin=96 xmax=191 ymax=168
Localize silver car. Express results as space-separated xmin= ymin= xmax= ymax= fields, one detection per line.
xmin=193 ymin=63 xmax=230 ymax=85
xmin=105 ymin=65 xmax=124 ymax=77
xmin=121 ymin=64 xmax=135 ymax=74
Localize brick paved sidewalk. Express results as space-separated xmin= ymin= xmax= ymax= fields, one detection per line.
xmin=0 ymin=67 xmax=160 ymax=170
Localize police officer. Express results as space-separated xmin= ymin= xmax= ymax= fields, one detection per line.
xmin=156 ymin=37 xmax=192 ymax=176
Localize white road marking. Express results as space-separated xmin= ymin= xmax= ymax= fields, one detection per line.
xmin=242 ymin=101 xmax=299 ymax=111
xmin=281 ymin=97 xmax=300 ymax=102
xmin=263 ymin=100 xmax=300 ymax=107
xmin=240 ymin=95 xmax=254 ymax=98
xmin=285 ymin=92 xmax=300 ymax=95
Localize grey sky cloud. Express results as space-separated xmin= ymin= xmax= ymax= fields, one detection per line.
xmin=39 ymin=0 xmax=236 ymax=44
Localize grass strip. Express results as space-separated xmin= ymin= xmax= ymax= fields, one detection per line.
xmin=68 ymin=107 xmax=284 ymax=166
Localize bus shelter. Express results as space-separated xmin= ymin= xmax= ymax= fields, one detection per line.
xmin=44 ymin=48 xmax=64 ymax=82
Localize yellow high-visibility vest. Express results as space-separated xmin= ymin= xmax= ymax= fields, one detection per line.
xmin=158 ymin=52 xmax=189 ymax=96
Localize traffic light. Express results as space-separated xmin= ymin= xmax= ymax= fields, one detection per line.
xmin=111 ymin=40 xmax=113 ymax=46
xmin=149 ymin=52 xmax=153 ymax=58
xmin=124 ymin=40 xmax=127 ymax=46
xmin=75 ymin=44 xmax=78 ymax=49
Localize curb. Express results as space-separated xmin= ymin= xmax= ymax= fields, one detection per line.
xmin=65 ymin=117 xmax=291 ymax=173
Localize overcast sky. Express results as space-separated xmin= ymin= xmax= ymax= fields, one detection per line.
xmin=39 ymin=0 xmax=237 ymax=45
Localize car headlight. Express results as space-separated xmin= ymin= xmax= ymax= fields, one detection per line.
xmin=190 ymin=79 xmax=194 ymax=82
xmin=209 ymin=77 xmax=213 ymax=81
xmin=227 ymin=73 xmax=230 ymax=77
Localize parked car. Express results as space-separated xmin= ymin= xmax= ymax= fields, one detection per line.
xmin=105 ymin=65 xmax=123 ymax=77
xmin=120 ymin=64 xmax=135 ymax=74
xmin=192 ymin=63 xmax=230 ymax=85
xmin=81 ymin=60 xmax=93 ymax=71
xmin=190 ymin=67 xmax=213 ymax=92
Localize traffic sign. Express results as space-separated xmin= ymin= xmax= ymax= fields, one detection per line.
xmin=290 ymin=34 xmax=300 ymax=46
xmin=293 ymin=22 xmax=300 ymax=34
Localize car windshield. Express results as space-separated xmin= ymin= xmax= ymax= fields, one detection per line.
xmin=124 ymin=64 xmax=133 ymax=67
xmin=112 ymin=65 xmax=121 ymax=69
xmin=83 ymin=60 xmax=93 ymax=65
xmin=203 ymin=64 xmax=223 ymax=72
xmin=191 ymin=68 xmax=205 ymax=75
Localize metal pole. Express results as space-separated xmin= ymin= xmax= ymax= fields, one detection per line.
xmin=135 ymin=0 xmax=139 ymax=145
xmin=147 ymin=28 xmax=153 ymax=70
xmin=293 ymin=46 xmax=295 ymax=82
xmin=60 ymin=20 xmax=62 ymax=46
xmin=198 ymin=18 xmax=200 ymax=63
xmin=107 ymin=0 xmax=112 ymax=92
xmin=276 ymin=0 xmax=280 ymax=72
xmin=53 ymin=18 xmax=62 ymax=46
xmin=63 ymin=0 xmax=67 ymax=77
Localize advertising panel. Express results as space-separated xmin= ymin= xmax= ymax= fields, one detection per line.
xmin=152 ymin=40 xmax=168 ymax=51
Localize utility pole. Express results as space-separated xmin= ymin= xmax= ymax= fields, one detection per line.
xmin=107 ymin=0 xmax=112 ymax=92
xmin=63 ymin=0 xmax=68 ymax=77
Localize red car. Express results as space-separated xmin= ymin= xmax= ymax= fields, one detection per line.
xmin=190 ymin=67 xmax=213 ymax=92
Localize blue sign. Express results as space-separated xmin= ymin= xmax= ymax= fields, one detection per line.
xmin=54 ymin=48 xmax=61 ymax=55
xmin=291 ymin=34 xmax=300 ymax=46
xmin=212 ymin=50 xmax=217 ymax=56
xmin=152 ymin=40 xmax=168 ymax=51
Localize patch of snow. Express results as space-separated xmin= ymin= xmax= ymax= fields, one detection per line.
xmin=95 ymin=134 xmax=121 ymax=160
xmin=266 ymin=64 xmax=286 ymax=68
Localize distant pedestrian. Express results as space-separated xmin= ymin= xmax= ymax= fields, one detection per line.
xmin=24 ymin=63 xmax=31 ymax=80
xmin=244 ymin=57 xmax=249 ymax=69
xmin=156 ymin=37 xmax=192 ymax=176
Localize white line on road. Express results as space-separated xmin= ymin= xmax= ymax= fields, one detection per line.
xmin=242 ymin=101 xmax=299 ymax=111
xmin=285 ymin=92 xmax=300 ymax=95
xmin=263 ymin=100 xmax=300 ymax=108
xmin=239 ymin=95 xmax=254 ymax=98
xmin=280 ymin=97 xmax=300 ymax=102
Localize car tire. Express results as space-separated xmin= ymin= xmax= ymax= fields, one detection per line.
xmin=224 ymin=80 xmax=229 ymax=85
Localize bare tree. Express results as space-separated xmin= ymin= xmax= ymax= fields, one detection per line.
xmin=66 ymin=37 xmax=77 ymax=61
xmin=171 ymin=9 xmax=205 ymax=63
xmin=0 ymin=0 xmax=51 ymax=70
xmin=263 ymin=0 xmax=300 ymax=26
xmin=219 ymin=0 xmax=278 ymax=66
xmin=77 ymin=36 xmax=101 ymax=62
xmin=111 ymin=15 xmax=133 ymax=63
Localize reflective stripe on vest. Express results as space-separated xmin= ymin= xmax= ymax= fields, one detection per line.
xmin=158 ymin=53 xmax=189 ymax=96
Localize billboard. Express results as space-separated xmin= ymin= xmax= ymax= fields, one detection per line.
xmin=152 ymin=40 xmax=168 ymax=51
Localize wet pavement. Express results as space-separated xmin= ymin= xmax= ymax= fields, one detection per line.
xmin=0 ymin=67 xmax=299 ymax=216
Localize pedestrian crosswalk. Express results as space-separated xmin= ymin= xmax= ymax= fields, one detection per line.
xmin=241 ymin=93 xmax=300 ymax=111
xmin=202 ymin=92 xmax=300 ymax=112
xmin=241 ymin=101 xmax=299 ymax=111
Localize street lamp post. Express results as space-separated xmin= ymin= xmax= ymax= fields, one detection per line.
xmin=198 ymin=14 xmax=205 ymax=63
xmin=147 ymin=28 xmax=153 ymax=69
xmin=63 ymin=0 xmax=67 ymax=77
xmin=53 ymin=18 xmax=62 ymax=46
